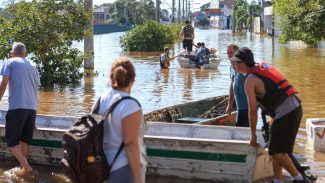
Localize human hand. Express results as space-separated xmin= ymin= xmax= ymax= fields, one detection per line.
xmin=250 ymin=134 xmax=259 ymax=147
xmin=225 ymin=104 xmax=232 ymax=114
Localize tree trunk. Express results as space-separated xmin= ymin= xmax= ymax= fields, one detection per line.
xmin=84 ymin=0 xmax=94 ymax=69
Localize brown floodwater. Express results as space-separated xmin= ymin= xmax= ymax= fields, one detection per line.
xmin=0 ymin=29 xmax=324 ymax=182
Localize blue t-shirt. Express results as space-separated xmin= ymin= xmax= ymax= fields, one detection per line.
xmin=230 ymin=67 xmax=248 ymax=110
xmin=0 ymin=57 xmax=40 ymax=110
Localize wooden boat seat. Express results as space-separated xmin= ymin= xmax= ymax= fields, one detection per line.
xmin=176 ymin=117 xmax=208 ymax=124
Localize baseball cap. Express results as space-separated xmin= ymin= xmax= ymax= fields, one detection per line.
xmin=230 ymin=47 xmax=255 ymax=65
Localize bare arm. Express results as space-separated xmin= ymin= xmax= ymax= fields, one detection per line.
xmin=244 ymin=77 xmax=259 ymax=147
xmin=226 ymin=80 xmax=234 ymax=114
xmin=0 ymin=76 xmax=9 ymax=101
xmin=122 ymin=111 xmax=143 ymax=183
xmin=179 ymin=28 xmax=184 ymax=38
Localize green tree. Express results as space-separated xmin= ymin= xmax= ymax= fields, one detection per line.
xmin=120 ymin=21 xmax=182 ymax=52
xmin=247 ymin=1 xmax=262 ymax=32
xmin=234 ymin=0 xmax=249 ymax=31
xmin=0 ymin=0 xmax=90 ymax=85
xmin=273 ymin=0 xmax=325 ymax=46
xmin=103 ymin=0 xmax=155 ymax=25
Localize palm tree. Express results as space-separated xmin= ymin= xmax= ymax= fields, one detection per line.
xmin=247 ymin=1 xmax=262 ymax=32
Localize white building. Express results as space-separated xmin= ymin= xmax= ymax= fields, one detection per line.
xmin=207 ymin=0 xmax=233 ymax=29
xmin=263 ymin=0 xmax=280 ymax=36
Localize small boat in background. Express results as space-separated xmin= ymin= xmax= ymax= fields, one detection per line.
xmin=176 ymin=49 xmax=222 ymax=69
xmin=177 ymin=55 xmax=221 ymax=69
xmin=144 ymin=95 xmax=236 ymax=126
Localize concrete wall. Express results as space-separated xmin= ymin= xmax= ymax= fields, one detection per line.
xmin=93 ymin=24 xmax=132 ymax=34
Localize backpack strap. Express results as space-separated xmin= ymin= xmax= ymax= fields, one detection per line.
xmin=95 ymin=96 xmax=141 ymax=170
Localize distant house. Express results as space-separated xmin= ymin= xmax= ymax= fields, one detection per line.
xmin=205 ymin=0 xmax=234 ymax=29
xmin=93 ymin=7 xmax=110 ymax=25
xmin=262 ymin=0 xmax=280 ymax=36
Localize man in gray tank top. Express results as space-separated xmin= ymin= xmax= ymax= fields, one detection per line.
xmin=0 ymin=42 xmax=40 ymax=176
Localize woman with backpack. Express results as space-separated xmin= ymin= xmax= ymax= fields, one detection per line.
xmin=96 ymin=57 xmax=147 ymax=183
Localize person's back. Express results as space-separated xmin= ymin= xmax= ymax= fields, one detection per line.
xmin=2 ymin=57 xmax=40 ymax=110
xmin=99 ymin=89 xmax=146 ymax=173
xmin=0 ymin=42 xmax=40 ymax=176
xmin=182 ymin=24 xmax=194 ymax=39
xmin=96 ymin=57 xmax=147 ymax=183
xmin=180 ymin=20 xmax=195 ymax=53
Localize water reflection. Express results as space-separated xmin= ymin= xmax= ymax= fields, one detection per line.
xmin=0 ymin=29 xmax=325 ymax=182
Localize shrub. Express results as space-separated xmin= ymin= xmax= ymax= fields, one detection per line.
xmin=120 ymin=20 xmax=182 ymax=52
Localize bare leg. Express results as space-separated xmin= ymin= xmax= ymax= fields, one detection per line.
xmin=273 ymin=153 xmax=299 ymax=177
xmin=20 ymin=141 xmax=29 ymax=158
xmin=9 ymin=144 xmax=33 ymax=175
xmin=272 ymin=156 xmax=283 ymax=180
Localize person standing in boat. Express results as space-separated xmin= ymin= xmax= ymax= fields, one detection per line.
xmin=231 ymin=47 xmax=307 ymax=183
xmin=160 ymin=47 xmax=175 ymax=69
xmin=225 ymin=44 xmax=249 ymax=127
xmin=95 ymin=57 xmax=147 ymax=183
xmin=0 ymin=42 xmax=40 ymax=176
xmin=179 ymin=20 xmax=195 ymax=54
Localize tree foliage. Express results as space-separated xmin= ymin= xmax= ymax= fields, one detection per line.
xmin=0 ymin=0 xmax=90 ymax=85
xmin=101 ymin=0 xmax=155 ymax=25
xmin=233 ymin=0 xmax=262 ymax=31
xmin=120 ymin=21 xmax=182 ymax=52
xmin=273 ymin=0 xmax=325 ymax=46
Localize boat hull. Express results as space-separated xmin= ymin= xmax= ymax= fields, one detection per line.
xmin=177 ymin=56 xmax=221 ymax=69
xmin=0 ymin=110 xmax=273 ymax=182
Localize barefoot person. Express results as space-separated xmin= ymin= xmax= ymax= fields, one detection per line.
xmin=0 ymin=42 xmax=40 ymax=176
xmin=232 ymin=47 xmax=308 ymax=183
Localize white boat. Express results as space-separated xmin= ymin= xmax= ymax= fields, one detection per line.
xmin=176 ymin=53 xmax=222 ymax=69
xmin=306 ymin=118 xmax=325 ymax=152
xmin=0 ymin=109 xmax=273 ymax=182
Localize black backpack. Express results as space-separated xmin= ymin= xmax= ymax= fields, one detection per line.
xmin=61 ymin=96 xmax=139 ymax=183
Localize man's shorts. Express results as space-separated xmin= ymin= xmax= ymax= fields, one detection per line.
xmin=236 ymin=109 xmax=249 ymax=127
xmin=182 ymin=39 xmax=193 ymax=52
xmin=5 ymin=109 xmax=36 ymax=147
xmin=269 ymin=106 xmax=302 ymax=155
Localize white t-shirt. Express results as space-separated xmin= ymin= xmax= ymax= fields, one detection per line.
xmin=96 ymin=88 xmax=147 ymax=172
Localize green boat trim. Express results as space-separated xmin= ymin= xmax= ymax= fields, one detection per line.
xmin=147 ymin=148 xmax=246 ymax=163
xmin=1 ymin=137 xmax=246 ymax=163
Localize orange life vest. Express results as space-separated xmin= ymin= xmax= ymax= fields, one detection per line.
xmin=248 ymin=63 xmax=297 ymax=117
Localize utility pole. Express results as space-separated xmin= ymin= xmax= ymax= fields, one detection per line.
xmin=260 ymin=0 xmax=265 ymax=36
xmin=182 ymin=0 xmax=185 ymax=22
xmin=172 ymin=0 xmax=175 ymax=23
xmin=232 ymin=3 xmax=236 ymax=33
xmin=84 ymin=0 xmax=94 ymax=69
xmin=124 ymin=6 xmax=128 ymax=26
xmin=187 ymin=1 xmax=190 ymax=18
xmin=185 ymin=0 xmax=187 ymax=20
xmin=178 ymin=0 xmax=181 ymax=23
xmin=155 ymin=0 xmax=160 ymax=22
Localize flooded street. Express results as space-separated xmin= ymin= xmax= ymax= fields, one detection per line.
xmin=0 ymin=29 xmax=325 ymax=182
